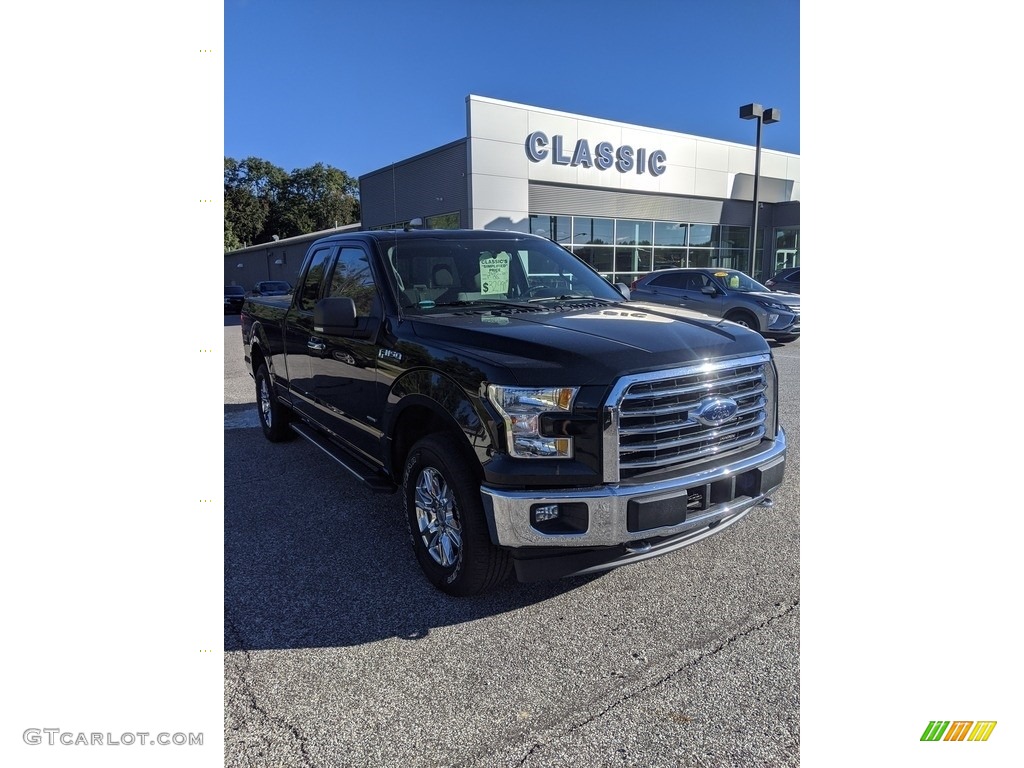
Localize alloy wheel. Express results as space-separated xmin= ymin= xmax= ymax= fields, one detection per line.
xmin=259 ymin=377 xmax=272 ymax=428
xmin=414 ymin=467 xmax=463 ymax=568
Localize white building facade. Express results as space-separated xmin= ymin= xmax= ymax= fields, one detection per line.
xmin=359 ymin=95 xmax=800 ymax=283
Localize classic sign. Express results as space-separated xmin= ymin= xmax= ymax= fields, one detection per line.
xmin=525 ymin=131 xmax=666 ymax=176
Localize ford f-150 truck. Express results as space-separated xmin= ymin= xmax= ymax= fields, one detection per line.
xmin=241 ymin=229 xmax=787 ymax=596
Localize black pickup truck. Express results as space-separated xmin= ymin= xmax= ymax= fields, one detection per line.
xmin=241 ymin=229 xmax=787 ymax=595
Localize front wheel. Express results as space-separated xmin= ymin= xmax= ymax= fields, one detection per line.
xmin=403 ymin=434 xmax=511 ymax=596
xmin=725 ymin=311 xmax=759 ymax=332
xmin=255 ymin=363 xmax=293 ymax=442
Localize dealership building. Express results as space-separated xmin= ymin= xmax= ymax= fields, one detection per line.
xmin=226 ymin=95 xmax=799 ymax=288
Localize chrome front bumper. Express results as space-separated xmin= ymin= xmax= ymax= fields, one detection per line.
xmin=479 ymin=429 xmax=786 ymax=550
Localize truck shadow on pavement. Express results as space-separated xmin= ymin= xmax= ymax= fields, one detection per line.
xmin=224 ymin=425 xmax=599 ymax=651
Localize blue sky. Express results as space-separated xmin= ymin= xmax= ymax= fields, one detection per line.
xmin=225 ymin=0 xmax=800 ymax=177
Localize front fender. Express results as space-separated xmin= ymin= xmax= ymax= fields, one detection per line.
xmin=381 ymin=369 xmax=496 ymax=476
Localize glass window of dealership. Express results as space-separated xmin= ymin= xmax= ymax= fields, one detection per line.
xmin=526 ymin=215 xmax=799 ymax=286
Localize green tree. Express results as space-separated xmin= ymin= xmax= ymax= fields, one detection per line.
xmin=225 ymin=157 xmax=361 ymax=250
xmin=224 ymin=220 xmax=244 ymax=252
xmin=278 ymin=163 xmax=360 ymax=237
xmin=224 ymin=156 xmax=287 ymax=249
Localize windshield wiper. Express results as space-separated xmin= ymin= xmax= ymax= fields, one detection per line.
xmin=529 ymin=294 xmax=612 ymax=303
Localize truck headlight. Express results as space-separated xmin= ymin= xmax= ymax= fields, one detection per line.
xmin=765 ymin=360 xmax=779 ymax=439
xmin=486 ymin=385 xmax=578 ymax=458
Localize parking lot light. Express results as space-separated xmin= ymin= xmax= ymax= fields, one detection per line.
xmin=740 ymin=103 xmax=781 ymax=279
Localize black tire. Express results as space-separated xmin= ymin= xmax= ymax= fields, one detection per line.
xmin=255 ymin=363 xmax=293 ymax=442
xmin=403 ymin=434 xmax=511 ymax=596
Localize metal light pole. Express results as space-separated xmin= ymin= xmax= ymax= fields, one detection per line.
xmin=740 ymin=103 xmax=780 ymax=278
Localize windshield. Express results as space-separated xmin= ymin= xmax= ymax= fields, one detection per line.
xmin=382 ymin=235 xmax=624 ymax=313
xmin=710 ymin=270 xmax=770 ymax=293
xmin=225 ymin=286 xmax=245 ymax=295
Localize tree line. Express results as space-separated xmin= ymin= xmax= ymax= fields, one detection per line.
xmin=224 ymin=157 xmax=360 ymax=251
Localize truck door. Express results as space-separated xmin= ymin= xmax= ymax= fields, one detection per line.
xmin=284 ymin=244 xmax=335 ymax=419
xmin=308 ymin=245 xmax=384 ymax=464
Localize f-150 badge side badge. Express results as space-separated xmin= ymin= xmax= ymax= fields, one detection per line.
xmin=378 ymin=348 xmax=403 ymax=363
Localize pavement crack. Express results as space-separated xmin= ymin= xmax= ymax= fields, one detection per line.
xmin=501 ymin=598 xmax=800 ymax=767
xmin=225 ymin=613 xmax=317 ymax=768
xmin=514 ymin=741 xmax=545 ymax=768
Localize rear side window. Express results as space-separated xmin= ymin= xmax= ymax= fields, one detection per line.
xmin=649 ymin=273 xmax=686 ymax=289
xmin=298 ymin=247 xmax=333 ymax=312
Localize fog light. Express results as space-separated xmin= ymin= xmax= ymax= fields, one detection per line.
xmin=533 ymin=504 xmax=560 ymax=523
xmin=768 ymin=313 xmax=779 ymax=325
xmin=530 ymin=502 xmax=590 ymax=534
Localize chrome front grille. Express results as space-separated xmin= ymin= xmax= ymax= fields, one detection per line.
xmin=605 ymin=354 xmax=773 ymax=481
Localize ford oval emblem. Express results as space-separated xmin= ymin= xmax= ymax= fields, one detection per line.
xmin=694 ymin=396 xmax=739 ymax=427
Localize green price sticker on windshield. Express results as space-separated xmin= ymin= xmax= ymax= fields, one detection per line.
xmin=480 ymin=252 xmax=510 ymax=294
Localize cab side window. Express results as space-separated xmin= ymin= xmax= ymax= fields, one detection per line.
xmin=328 ymin=247 xmax=379 ymax=317
xmin=299 ymin=247 xmax=333 ymax=312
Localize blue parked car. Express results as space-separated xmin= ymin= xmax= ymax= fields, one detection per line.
xmin=630 ymin=268 xmax=800 ymax=342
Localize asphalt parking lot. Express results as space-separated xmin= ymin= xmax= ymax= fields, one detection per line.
xmin=223 ymin=315 xmax=800 ymax=767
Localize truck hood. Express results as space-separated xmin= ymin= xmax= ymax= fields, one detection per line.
xmin=407 ymin=300 xmax=770 ymax=386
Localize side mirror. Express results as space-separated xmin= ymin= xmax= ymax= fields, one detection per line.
xmin=615 ymin=283 xmax=631 ymax=300
xmin=701 ymin=285 xmax=717 ymax=296
xmin=314 ymin=297 xmax=358 ymax=334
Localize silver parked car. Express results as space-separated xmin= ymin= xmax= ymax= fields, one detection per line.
xmin=630 ymin=268 xmax=800 ymax=342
